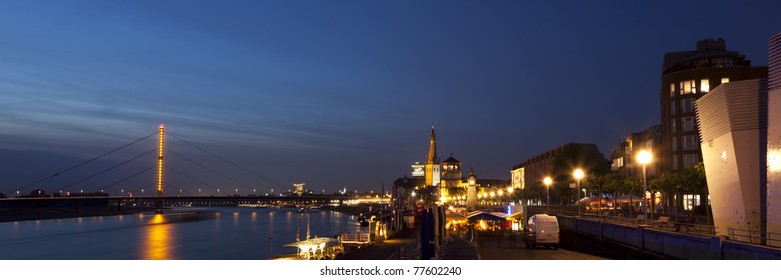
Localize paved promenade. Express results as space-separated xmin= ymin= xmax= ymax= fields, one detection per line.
xmin=338 ymin=227 xmax=420 ymax=260
xmin=474 ymin=232 xmax=606 ymax=260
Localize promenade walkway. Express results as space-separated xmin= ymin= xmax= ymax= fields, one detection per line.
xmin=474 ymin=232 xmax=606 ymax=260
xmin=338 ymin=227 xmax=420 ymax=260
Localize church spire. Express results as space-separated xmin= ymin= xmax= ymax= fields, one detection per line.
xmin=426 ymin=124 xmax=438 ymax=164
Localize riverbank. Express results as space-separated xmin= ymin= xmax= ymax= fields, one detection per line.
xmin=320 ymin=204 xmax=375 ymax=217
xmin=0 ymin=206 xmax=153 ymax=223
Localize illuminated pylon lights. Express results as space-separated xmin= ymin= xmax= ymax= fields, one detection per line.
xmin=156 ymin=124 xmax=165 ymax=213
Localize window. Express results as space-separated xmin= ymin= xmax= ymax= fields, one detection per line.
xmin=721 ymin=77 xmax=729 ymax=84
xmin=673 ymin=155 xmax=679 ymax=170
xmin=712 ymin=58 xmax=734 ymax=67
xmin=682 ymin=117 xmax=695 ymax=131
xmin=700 ymin=79 xmax=710 ymax=93
xmin=680 ymin=80 xmax=696 ymax=94
xmin=672 ymin=137 xmax=678 ymax=151
xmin=681 ymin=99 xmax=694 ymax=113
xmin=670 ymin=83 xmax=676 ymax=97
xmin=683 ymin=135 xmax=698 ymax=150
xmin=670 ymin=101 xmax=677 ymax=115
xmin=671 ymin=119 xmax=677 ymax=133
xmin=683 ymin=194 xmax=701 ymax=210
xmin=683 ymin=154 xmax=699 ymax=168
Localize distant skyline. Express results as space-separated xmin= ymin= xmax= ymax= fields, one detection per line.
xmin=2 ymin=1 xmax=781 ymax=195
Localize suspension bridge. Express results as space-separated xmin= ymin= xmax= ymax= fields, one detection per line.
xmin=1 ymin=124 xmax=354 ymax=213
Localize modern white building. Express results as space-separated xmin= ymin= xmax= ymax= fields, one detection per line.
xmin=767 ymin=32 xmax=781 ymax=242
xmin=695 ymin=33 xmax=781 ymax=245
xmin=696 ymin=79 xmax=768 ymax=238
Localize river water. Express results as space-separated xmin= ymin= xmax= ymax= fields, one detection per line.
xmin=0 ymin=207 xmax=364 ymax=260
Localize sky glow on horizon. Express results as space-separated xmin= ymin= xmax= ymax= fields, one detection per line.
xmin=1 ymin=1 xmax=780 ymax=194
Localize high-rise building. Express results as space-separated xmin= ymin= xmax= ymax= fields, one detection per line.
xmin=661 ymin=38 xmax=768 ymax=172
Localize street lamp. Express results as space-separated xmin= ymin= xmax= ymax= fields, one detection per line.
xmin=543 ymin=176 xmax=552 ymax=212
xmin=636 ymin=149 xmax=653 ymax=225
xmin=573 ymin=169 xmax=584 ymax=215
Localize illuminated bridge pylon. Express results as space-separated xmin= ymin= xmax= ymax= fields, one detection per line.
xmin=155 ymin=124 xmax=165 ymax=213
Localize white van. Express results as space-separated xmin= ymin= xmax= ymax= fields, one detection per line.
xmin=523 ymin=214 xmax=560 ymax=249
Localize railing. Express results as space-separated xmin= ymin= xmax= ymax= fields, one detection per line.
xmin=651 ymin=221 xmax=717 ymax=236
xmin=727 ymin=228 xmax=781 ymax=248
xmin=341 ymin=233 xmax=371 ymax=244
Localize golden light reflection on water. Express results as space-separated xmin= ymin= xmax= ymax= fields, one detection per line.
xmin=142 ymin=214 xmax=171 ymax=260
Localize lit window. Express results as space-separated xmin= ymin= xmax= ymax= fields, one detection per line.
xmin=683 ymin=194 xmax=701 ymax=210
xmin=680 ymin=80 xmax=696 ymax=94
xmin=682 ymin=117 xmax=694 ymax=131
xmin=670 ymin=83 xmax=676 ymax=97
xmin=721 ymin=77 xmax=729 ymax=84
xmin=700 ymin=79 xmax=709 ymax=93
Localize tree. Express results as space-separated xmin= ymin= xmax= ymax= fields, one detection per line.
xmin=550 ymin=145 xmax=611 ymax=205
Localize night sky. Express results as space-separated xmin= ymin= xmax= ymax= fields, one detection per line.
xmin=1 ymin=1 xmax=780 ymax=195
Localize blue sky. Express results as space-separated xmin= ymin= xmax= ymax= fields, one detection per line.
xmin=1 ymin=1 xmax=780 ymax=195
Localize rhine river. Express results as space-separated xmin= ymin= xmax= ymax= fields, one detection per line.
xmin=0 ymin=207 xmax=364 ymax=260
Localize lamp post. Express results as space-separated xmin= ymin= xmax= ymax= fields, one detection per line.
xmin=543 ymin=177 xmax=552 ymax=212
xmin=573 ymin=169 xmax=584 ymax=215
xmin=636 ymin=150 xmax=653 ymax=225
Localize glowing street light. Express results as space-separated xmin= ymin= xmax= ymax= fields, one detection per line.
xmin=543 ymin=176 xmax=552 ymax=210
xmin=636 ymin=149 xmax=653 ymax=224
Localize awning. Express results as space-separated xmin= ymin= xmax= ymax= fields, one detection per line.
xmin=614 ymin=194 xmax=644 ymax=203
xmin=466 ymin=211 xmax=509 ymax=221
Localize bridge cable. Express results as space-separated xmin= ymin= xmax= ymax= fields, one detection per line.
xmin=164 ymin=164 xmax=228 ymax=195
xmin=96 ymin=166 xmax=156 ymax=194
xmin=167 ymin=132 xmax=286 ymax=189
xmin=167 ymin=149 xmax=255 ymax=192
xmin=54 ymin=149 xmax=156 ymax=194
xmin=163 ymin=181 xmax=193 ymax=196
xmin=16 ymin=130 xmax=158 ymax=193
xmin=128 ymin=182 xmax=157 ymax=196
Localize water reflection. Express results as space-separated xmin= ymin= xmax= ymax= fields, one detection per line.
xmin=142 ymin=214 xmax=171 ymax=260
xmin=0 ymin=208 xmax=361 ymax=260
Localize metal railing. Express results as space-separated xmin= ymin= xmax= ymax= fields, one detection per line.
xmin=727 ymin=228 xmax=781 ymax=248
xmin=341 ymin=233 xmax=371 ymax=244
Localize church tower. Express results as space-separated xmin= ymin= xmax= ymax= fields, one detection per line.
xmin=467 ymin=168 xmax=478 ymax=211
xmin=425 ymin=125 xmax=441 ymax=187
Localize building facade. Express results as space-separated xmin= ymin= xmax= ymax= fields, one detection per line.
xmin=697 ymin=79 xmax=768 ymax=237
xmin=660 ymin=38 xmax=768 ymax=172
xmin=512 ymin=143 xmax=604 ymax=191
xmin=610 ymin=124 xmax=662 ymax=177
xmin=766 ymin=32 xmax=781 ymax=242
